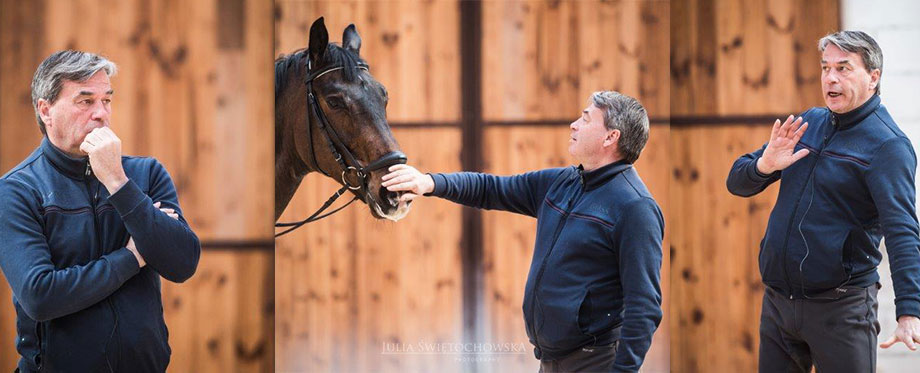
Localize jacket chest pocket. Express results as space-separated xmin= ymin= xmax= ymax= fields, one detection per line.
xmin=811 ymin=151 xmax=877 ymax=217
xmin=554 ymin=215 xmax=616 ymax=261
xmin=42 ymin=208 xmax=96 ymax=266
xmin=813 ymin=151 xmax=869 ymax=192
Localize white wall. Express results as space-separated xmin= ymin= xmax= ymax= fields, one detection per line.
xmin=842 ymin=1 xmax=920 ymax=371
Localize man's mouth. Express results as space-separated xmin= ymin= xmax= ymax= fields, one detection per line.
xmin=827 ymin=91 xmax=842 ymax=98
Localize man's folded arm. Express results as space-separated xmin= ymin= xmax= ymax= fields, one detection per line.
xmin=107 ymin=160 xmax=200 ymax=283
xmin=0 ymin=179 xmax=140 ymax=321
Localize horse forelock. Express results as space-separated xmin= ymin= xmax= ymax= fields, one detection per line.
xmin=275 ymin=44 xmax=367 ymax=97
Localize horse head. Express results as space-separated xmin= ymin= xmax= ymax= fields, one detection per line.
xmin=275 ymin=17 xmax=410 ymax=222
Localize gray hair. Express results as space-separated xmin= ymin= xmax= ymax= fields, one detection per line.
xmin=590 ymin=91 xmax=649 ymax=164
xmin=818 ymin=30 xmax=883 ymax=95
xmin=31 ymin=50 xmax=117 ymax=135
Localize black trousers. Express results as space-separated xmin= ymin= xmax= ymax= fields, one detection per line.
xmin=538 ymin=341 xmax=618 ymax=373
xmin=759 ymin=284 xmax=880 ymax=373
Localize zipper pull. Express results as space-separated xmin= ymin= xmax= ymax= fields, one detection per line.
xmin=85 ymin=163 xmax=92 ymax=177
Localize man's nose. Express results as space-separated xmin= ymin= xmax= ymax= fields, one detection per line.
xmin=90 ymin=102 xmax=109 ymax=121
xmin=570 ymin=120 xmax=578 ymax=130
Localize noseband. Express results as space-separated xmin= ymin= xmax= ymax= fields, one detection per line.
xmin=276 ymin=56 xmax=407 ymax=237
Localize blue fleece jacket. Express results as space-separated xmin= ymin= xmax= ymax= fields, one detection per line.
xmin=0 ymin=138 xmax=200 ymax=372
xmin=727 ymin=94 xmax=920 ymax=319
xmin=430 ymin=160 xmax=663 ymax=372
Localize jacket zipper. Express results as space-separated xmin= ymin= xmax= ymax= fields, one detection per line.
xmin=529 ymin=179 xmax=583 ymax=354
xmin=84 ymin=164 xmax=118 ymax=372
xmin=779 ymin=118 xmax=839 ymax=299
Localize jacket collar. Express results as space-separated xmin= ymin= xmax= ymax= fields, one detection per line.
xmin=41 ymin=137 xmax=91 ymax=180
xmin=830 ymin=94 xmax=880 ymax=130
xmin=577 ymin=159 xmax=632 ymax=190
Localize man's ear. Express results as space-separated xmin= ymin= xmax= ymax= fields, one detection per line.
xmin=37 ymin=99 xmax=53 ymax=128
xmin=604 ymin=129 xmax=620 ymax=148
xmin=869 ymin=68 xmax=881 ymax=93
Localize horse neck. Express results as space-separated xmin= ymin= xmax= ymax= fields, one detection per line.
xmin=274 ymin=115 xmax=313 ymax=221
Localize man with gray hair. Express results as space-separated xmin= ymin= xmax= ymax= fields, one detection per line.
xmin=728 ymin=30 xmax=920 ymax=372
xmin=383 ymin=91 xmax=663 ymax=372
xmin=0 ymin=50 xmax=200 ymax=372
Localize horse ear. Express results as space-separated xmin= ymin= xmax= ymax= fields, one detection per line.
xmin=343 ymin=24 xmax=362 ymax=55
xmin=309 ymin=17 xmax=329 ymax=62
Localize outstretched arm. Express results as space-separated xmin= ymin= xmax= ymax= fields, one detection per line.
xmin=383 ymin=164 xmax=566 ymax=217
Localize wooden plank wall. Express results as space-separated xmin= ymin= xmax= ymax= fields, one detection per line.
xmin=0 ymin=0 xmax=274 ymax=371
xmin=481 ymin=2 xmax=670 ymax=372
xmin=670 ymin=0 xmax=838 ymax=372
xmin=275 ymin=1 xmax=670 ymax=372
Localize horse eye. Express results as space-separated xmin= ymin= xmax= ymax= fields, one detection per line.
xmin=326 ymin=96 xmax=345 ymax=109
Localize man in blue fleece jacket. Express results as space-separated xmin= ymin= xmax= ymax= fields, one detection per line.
xmin=0 ymin=50 xmax=200 ymax=372
xmin=382 ymin=91 xmax=663 ymax=372
xmin=727 ymin=31 xmax=920 ymax=372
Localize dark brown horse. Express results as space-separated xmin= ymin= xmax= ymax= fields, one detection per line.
xmin=274 ymin=17 xmax=409 ymax=224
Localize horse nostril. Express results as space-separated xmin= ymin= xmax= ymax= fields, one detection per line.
xmin=380 ymin=187 xmax=400 ymax=207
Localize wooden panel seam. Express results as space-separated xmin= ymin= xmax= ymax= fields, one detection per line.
xmin=459 ymin=0 xmax=484 ymax=358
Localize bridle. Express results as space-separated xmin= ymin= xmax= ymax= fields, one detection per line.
xmin=275 ymin=55 xmax=407 ymax=237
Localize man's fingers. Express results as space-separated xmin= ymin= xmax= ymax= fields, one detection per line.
xmin=881 ymin=335 xmax=897 ymax=348
xmin=79 ymin=141 xmax=94 ymax=154
xmin=778 ymin=114 xmax=795 ymax=138
xmin=387 ymin=164 xmax=411 ymax=173
xmin=782 ymin=116 xmax=802 ymax=139
xmin=792 ymin=149 xmax=810 ymax=162
xmin=94 ymin=126 xmax=111 ymax=137
xmin=386 ymin=181 xmax=416 ymax=192
xmin=381 ymin=168 xmax=412 ymax=182
xmin=791 ymin=122 xmax=809 ymax=142
xmin=382 ymin=174 xmax=414 ymax=187
xmin=906 ymin=330 xmax=919 ymax=350
xmin=154 ymin=201 xmax=161 ymax=208
xmin=769 ymin=119 xmax=781 ymax=142
xmin=88 ymin=128 xmax=105 ymax=142
xmin=398 ymin=193 xmax=418 ymax=203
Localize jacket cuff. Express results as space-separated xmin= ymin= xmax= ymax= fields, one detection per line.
xmin=427 ymin=173 xmax=448 ymax=197
xmin=107 ymin=248 xmax=141 ymax=283
xmin=108 ymin=179 xmax=147 ymax=218
xmin=748 ymin=157 xmax=776 ymax=181
xmin=896 ymin=299 xmax=920 ymax=321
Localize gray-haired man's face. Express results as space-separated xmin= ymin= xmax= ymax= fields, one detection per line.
xmin=821 ymin=43 xmax=880 ymax=114
xmin=37 ymin=70 xmax=113 ymax=157
xmin=569 ymin=104 xmax=615 ymax=163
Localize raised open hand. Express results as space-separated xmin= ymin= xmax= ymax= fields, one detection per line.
xmin=756 ymin=115 xmax=810 ymax=174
